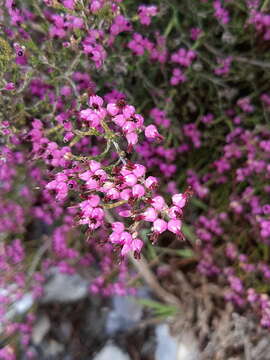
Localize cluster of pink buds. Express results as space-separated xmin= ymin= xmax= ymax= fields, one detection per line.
xmin=128 ymin=33 xmax=154 ymax=56
xmin=82 ymin=31 xmax=107 ymax=69
xmin=80 ymin=95 xmax=162 ymax=151
xmin=53 ymin=154 xmax=192 ymax=258
xmin=78 ymin=194 xmax=104 ymax=230
xmin=108 ymin=189 xmax=191 ymax=256
xmin=80 ymin=95 xmax=106 ymax=128
xmin=138 ymin=5 xmax=158 ymax=26
xmin=150 ymin=108 xmax=171 ymax=128
xmin=261 ymin=93 xmax=270 ymax=108
xmin=109 ymin=223 xmax=144 ymax=259
xmin=109 ymin=102 xmax=144 ymax=150
xmin=110 ymin=15 xmax=132 ymax=38
xmin=39 ymin=82 xmax=185 ymax=261
xmin=142 ymin=189 xmax=192 ymax=244
xmin=249 ymin=10 xmax=270 ymax=40
xmin=170 ymin=68 xmax=187 ymax=86
xmin=89 ymin=0 xmax=104 ymax=13
xmin=190 ymin=27 xmax=202 ymax=41
xmin=171 ymin=48 xmax=197 ymax=67
xmin=46 ymin=173 xmax=71 ymax=201
xmin=237 ymin=97 xmax=254 ymax=113
xmin=214 ymin=56 xmax=233 ymax=76
xmin=213 ymin=0 xmax=230 ymax=25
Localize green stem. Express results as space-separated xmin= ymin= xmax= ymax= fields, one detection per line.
xmin=74 ymin=128 xmax=102 ymax=137
xmin=261 ymin=0 xmax=270 ymax=11
xmin=68 ymin=141 xmax=111 ymax=161
xmin=103 ymin=200 xmax=127 ymax=209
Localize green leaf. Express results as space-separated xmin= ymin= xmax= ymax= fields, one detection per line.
xmin=137 ymin=298 xmax=179 ymax=317
xmin=190 ymin=197 xmax=208 ymax=210
xmin=154 ymin=246 xmax=194 ymax=258
xmin=182 ymin=224 xmax=197 ymax=242
xmin=175 ymin=248 xmax=194 ymax=258
xmin=146 ymin=240 xmax=158 ymax=260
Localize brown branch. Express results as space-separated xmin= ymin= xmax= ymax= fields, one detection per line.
xmin=129 ymin=254 xmax=181 ymax=308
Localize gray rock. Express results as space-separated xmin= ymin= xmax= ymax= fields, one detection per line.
xmin=177 ymin=332 xmax=200 ymax=360
xmin=59 ymin=320 xmax=73 ymax=341
xmin=93 ymin=343 xmax=131 ymax=360
xmin=42 ymin=339 xmax=64 ymax=357
xmin=106 ymin=294 xmax=143 ymax=335
xmin=155 ymin=324 xmax=200 ymax=360
xmin=32 ymin=315 xmax=50 ymax=345
xmin=41 ymin=270 xmax=88 ymax=303
xmin=155 ymin=324 xmax=178 ymax=360
xmin=14 ymin=293 xmax=34 ymax=314
xmin=0 ymin=287 xmax=33 ymax=334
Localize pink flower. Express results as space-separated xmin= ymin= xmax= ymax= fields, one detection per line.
xmin=106 ymin=188 xmax=120 ymax=200
xmin=107 ymin=103 xmax=119 ymax=116
xmin=80 ymin=109 xmax=101 ymax=128
xmin=168 ymin=219 xmax=182 ymax=235
xmin=90 ymin=0 xmax=103 ymax=13
xmin=145 ymin=176 xmax=158 ymax=189
xmin=133 ymin=164 xmax=146 ymax=178
xmin=131 ymin=238 xmax=144 ymax=253
xmin=120 ymin=235 xmax=143 ymax=257
xmin=0 ymin=346 xmax=15 ymax=360
xmin=237 ymin=97 xmax=254 ymax=113
xmin=112 ymin=114 xmax=126 ymax=127
xmin=126 ymin=132 xmax=138 ymax=147
xmin=143 ymin=207 xmax=158 ymax=222
xmin=132 ymin=184 xmax=145 ymax=198
xmin=63 ymin=0 xmax=74 ymax=9
xmin=168 ymin=206 xmax=183 ymax=219
xmin=120 ymin=188 xmax=132 ymax=200
xmin=46 ymin=175 xmax=69 ymax=201
xmin=123 ymin=105 xmax=136 ymax=119
xmin=112 ymin=222 xmax=125 ymax=233
xmin=88 ymin=194 xmax=101 ymax=207
xmin=89 ymin=95 xmax=104 ymax=109
xmin=170 ymin=68 xmax=187 ymax=85
xmin=190 ymin=27 xmax=202 ymax=41
xmin=123 ymin=173 xmax=137 ymax=186
xmin=145 ymin=125 xmax=163 ymax=141
xmin=213 ymin=0 xmax=230 ymax=24
xmin=171 ymin=48 xmax=196 ymax=67
xmin=109 ymin=231 xmax=123 ymax=244
xmin=110 ymin=15 xmax=132 ymax=37
xmin=120 ymin=231 xmax=133 ymax=244
xmin=79 ymin=161 xmax=107 ymax=190
xmin=172 ymin=193 xmax=186 ymax=208
xmin=79 ymin=200 xmax=94 ymax=216
xmin=153 ymin=219 xmax=167 ymax=234
xmin=123 ymin=121 xmax=136 ymax=134
xmin=151 ymin=196 xmax=166 ymax=211
xmin=4 ymin=82 xmax=15 ymax=91
xmin=138 ymin=5 xmax=158 ymax=26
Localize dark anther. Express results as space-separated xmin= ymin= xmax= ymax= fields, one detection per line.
xmin=117 ymin=98 xmax=127 ymax=108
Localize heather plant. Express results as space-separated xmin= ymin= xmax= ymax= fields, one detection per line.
xmin=0 ymin=0 xmax=270 ymax=358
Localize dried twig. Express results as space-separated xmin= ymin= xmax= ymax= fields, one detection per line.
xmin=129 ymin=254 xmax=181 ymax=308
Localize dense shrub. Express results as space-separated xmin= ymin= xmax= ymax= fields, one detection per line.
xmin=0 ymin=0 xmax=270 ymax=357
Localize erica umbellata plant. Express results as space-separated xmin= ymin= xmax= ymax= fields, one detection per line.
xmin=1 ymin=0 xmax=270 ymax=357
